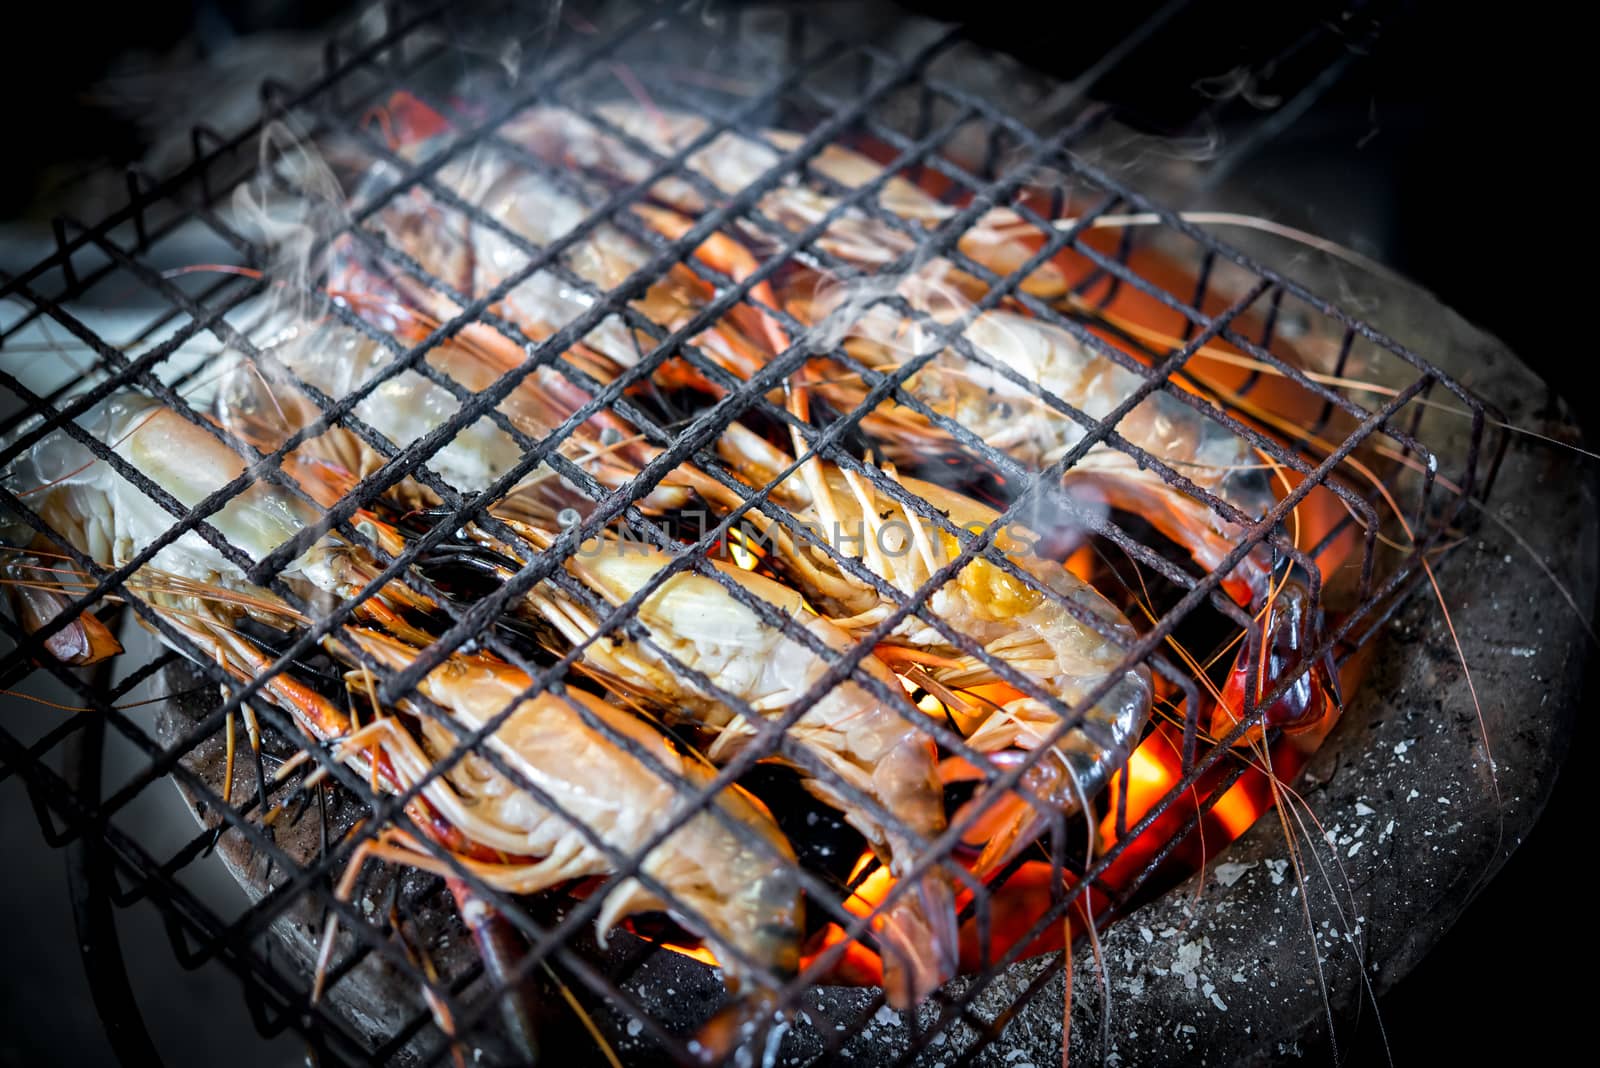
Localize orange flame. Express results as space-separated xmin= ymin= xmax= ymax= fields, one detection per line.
xmin=794 ymin=852 xmax=895 ymax=986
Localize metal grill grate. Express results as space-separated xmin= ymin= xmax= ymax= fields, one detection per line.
xmin=0 ymin=1 xmax=1505 ymax=1064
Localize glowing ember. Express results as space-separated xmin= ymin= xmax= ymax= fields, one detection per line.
xmin=647 ymin=711 xmax=1312 ymax=979
xmin=725 ymin=529 xmax=762 ymax=571
xmin=1064 ymin=544 xmax=1097 ymax=583
xmin=1211 ymin=775 xmax=1270 ymax=840
xmin=660 ymin=941 xmax=721 ymax=968
xmin=1098 ymin=734 xmax=1186 ymax=850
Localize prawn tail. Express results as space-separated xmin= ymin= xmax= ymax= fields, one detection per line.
xmin=967 ymin=791 xmax=1052 ymax=884
xmin=958 ymin=752 xmax=1080 ymax=882
xmin=875 ymin=868 xmax=960 ymax=1010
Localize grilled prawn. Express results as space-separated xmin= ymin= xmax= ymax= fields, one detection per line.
xmin=222 ymin=285 xmax=704 ymax=516
xmin=343 ymin=628 xmax=803 ymax=987
xmin=0 ymin=395 xmax=803 ymax=988
xmin=6 ymin=396 xmax=396 ymax=613
xmin=810 ymin=278 xmax=1336 ymax=740
xmin=0 ymin=393 xmax=479 ymax=829
xmin=691 ymin=428 xmax=1155 ymax=876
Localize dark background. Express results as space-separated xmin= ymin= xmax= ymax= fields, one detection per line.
xmin=1 ymin=0 xmax=1588 ymax=1063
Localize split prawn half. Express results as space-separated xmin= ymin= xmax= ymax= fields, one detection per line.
xmin=801 ymin=270 xmax=1338 ymax=743
xmin=484 ymin=518 xmax=960 ymax=1009
xmin=337 ymin=628 xmax=804 ymax=990
xmin=690 ymin=420 xmax=1155 ymax=880
xmin=220 ymin=297 xmax=696 ymax=516
xmin=0 ymin=394 xmax=803 ymax=997
xmin=3 ymin=394 xmax=424 ymax=642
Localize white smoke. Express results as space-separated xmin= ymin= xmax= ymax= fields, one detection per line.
xmin=229 ymin=117 xmax=351 ymax=317
xmin=801 ymin=257 xmax=993 ymax=360
xmin=1194 ymin=66 xmax=1284 ymax=111
xmin=799 ymin=259 xmax=1117 ymax=558
xmin=803 ymin=258 xmax=1047 ymax=421
xmin=208 ymin=115 xmax=364 ymax=464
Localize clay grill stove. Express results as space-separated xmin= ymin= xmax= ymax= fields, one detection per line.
xmin=0 ymin=2 xmax=1590 ymax=1065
